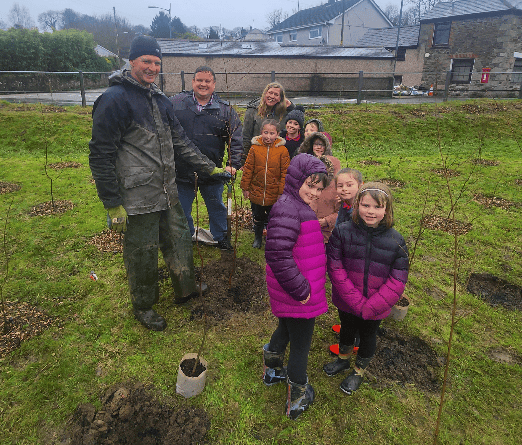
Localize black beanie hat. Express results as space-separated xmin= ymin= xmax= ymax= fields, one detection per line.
xmin=129 ymin=35 xmax=162 ymax=60
xmin=284 ymin=107 xmax=305 ymax=129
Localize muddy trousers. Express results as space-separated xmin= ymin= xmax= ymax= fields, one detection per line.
xmin=123 ymin=204 xmax=197 ymax=310
xmin=338 ymin=310 xmax=381 ymax=359
xmin=269 ymin=317 xmax=315 ymax=385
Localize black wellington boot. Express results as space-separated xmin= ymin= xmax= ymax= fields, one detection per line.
xmin=133 ymin=309 xmax=167 ymax=331
xmin=286 ymin=378 xmax=315 ymax=420
xmin=340 ymin=355 xmax=372 ymax=395
xmin=323 ymin=344 xmax=353 ymax=376
xmin=262 ymin=344 xmax=287 ymax=386
xmin=252 ymin=222 xmax=264 ymax=249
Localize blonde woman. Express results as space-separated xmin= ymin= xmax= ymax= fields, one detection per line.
xmin=241 ymin=82 xmax=295 ymax=165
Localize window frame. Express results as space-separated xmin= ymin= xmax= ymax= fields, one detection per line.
xmin=309 ymin=27 xmax=322 ymax=39
xmin=433 ymin=21 xmax=451 ymax=46
xmin=289 ymin=31 xmax=297 ymax=42
xmin=450 ymin=58 xmax=474 ymax=84
xmin=511 ymin=58 xmax=522 ymax=83
xmin=275 ymin=33 xmax=283 ymax=43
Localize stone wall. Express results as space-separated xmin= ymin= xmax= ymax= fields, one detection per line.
xmin=419 ymin=13 xmax=522 ymax=97
xmin=160 ymin=55 xmax=396 ymax=97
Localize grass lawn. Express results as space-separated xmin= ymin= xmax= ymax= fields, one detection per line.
xmin=0 ymin=99 xmax=521 ymax=444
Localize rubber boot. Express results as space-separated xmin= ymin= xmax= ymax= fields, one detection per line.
xmin=252 ymin=222 xmax=264 ymax=249
xmin=262 ymin=344 xmax=287 ymax=386
xmin=323 ymin=344 xmax=353 ymax=376
xmin=286 ymin=378 xmax=315 ymax=420
xmin=340 ymin=355 xmax=372 ymax=395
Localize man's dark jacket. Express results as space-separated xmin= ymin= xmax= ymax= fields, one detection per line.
xmin=89 ymin=71 xmax=215 ymax=215
xmin=169 ymin=91 xmax=243 ymax=185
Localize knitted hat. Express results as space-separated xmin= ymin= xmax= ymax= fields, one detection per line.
xmin=129 ymin=35 xmax=162 ymax=60
xmin=304 ymin=118 xmax=324 ymax=132
xmin=284 ymin=107 xmax=305 ymax=129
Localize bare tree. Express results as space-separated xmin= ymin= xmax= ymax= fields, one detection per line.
xmin=8 ymin=3 xmax=35 ymax=29
xmin=266 ymin=8 xmax=288 ymax=30
xmin=38 ymin=10 xmax=62 ymax=32
xmin=0 ymin=19 xmax=8 ymax=30
xmin=406 ymin=0 xmax=439 ymax=23
xmin=383 ymin=3 xmax=416 ymax=26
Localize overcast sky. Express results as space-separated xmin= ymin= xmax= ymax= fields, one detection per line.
xmin=0 ymin=0 xmax=405 ymax=31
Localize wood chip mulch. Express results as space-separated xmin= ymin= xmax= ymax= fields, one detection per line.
xmin=380 ymin=178 xmax=405 ymax=188
xmin=0 ymin=301 xmax=55 ymax=358
xmin=89 ymin=229 xmax=124 ymax=253
xmin=421 ymin=215 xmax=472 ymax=235
xmin=29 ymin=200 xmax=74 ymax=216
xmin=432 ymin=168 xmax=460 ymax=177
xmin=473 ymin=193 xmax=519 ymax=210
xmin=471 ymin=158 xmax=500 ymax=166
xmin=0 ymin=182 xmax=21 ymax=194
xmin=360 ymin=160 xmax=382 ymax=165
xmin=48 ymin=162 xmax=82 ymax=169
xmin=231 ymin=207 xmax=253 ymax=230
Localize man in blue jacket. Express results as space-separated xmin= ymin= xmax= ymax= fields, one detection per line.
xmin=169 ymin=66 xmax=243 ymax=251
xmin=89 ymin=36 xmax=219 ymax=331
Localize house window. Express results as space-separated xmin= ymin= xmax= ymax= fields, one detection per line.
xmin=433 ymin=22 xmax=451 ymax=46
xmin=275 ymin=34 xmax=283 ymax=43
xmin=396 ymin=47 xmax=406 ymax=62
xmin=290 ymin=32 xmax=297 ymax=42
xmin=451 ymin=59 xmax=474 ymax=84
xmin=512 ymin=59 xmax=522 ymax=83
xmin=309 ymin=27 xmax=321 ymax=39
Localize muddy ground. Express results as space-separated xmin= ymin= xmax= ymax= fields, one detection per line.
xmin=62 ymin=382 xmax=210 ymax=445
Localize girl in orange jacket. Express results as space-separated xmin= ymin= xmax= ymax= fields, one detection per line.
xmin=241 ymin=119 xmax=290 ymax=248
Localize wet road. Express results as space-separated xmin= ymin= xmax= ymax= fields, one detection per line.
xmin=0 ymin=89 xmax=448 ymax=107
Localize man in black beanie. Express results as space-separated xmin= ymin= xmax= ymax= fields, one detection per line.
xmin=89 ymin=35 xmax=222 ymax=331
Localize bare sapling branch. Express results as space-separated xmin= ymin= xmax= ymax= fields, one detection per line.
xmin=1 ymin=201 xmax=13 ymax=334
xmin=193 ymin=172 xmax=208 ymax=374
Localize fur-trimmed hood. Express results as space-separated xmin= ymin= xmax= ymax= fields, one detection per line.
xmin=251 ymin=135 xmax=286 ymax=147
xmin=298 ymin=132 xmax=333 ymax=157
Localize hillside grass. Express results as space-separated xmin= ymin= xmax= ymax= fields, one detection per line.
xmin=0 ymin=99 xmax=521 ymax=444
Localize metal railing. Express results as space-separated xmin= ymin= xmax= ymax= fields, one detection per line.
xmin=1 ymin=69 xmax=521 ymax=107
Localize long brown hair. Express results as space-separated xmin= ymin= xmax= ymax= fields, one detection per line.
xmin=352 ymin=182 xmax=394 ymax=228
xmin=258 ymin=82 xmax=287 ymax=120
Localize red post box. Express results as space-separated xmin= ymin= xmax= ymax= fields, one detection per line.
xmin=481 ymin=68 xmax=491 ymax=83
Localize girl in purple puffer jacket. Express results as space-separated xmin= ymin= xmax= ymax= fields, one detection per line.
xmin=325 ymin=182 xmax=409 ymax=395
xmin=263 ymin=154 xmax=329 ymax=420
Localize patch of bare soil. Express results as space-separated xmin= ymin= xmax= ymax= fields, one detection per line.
xmin=360 ymin=159 xmax=381 ymax=166
xmin=467 ymin=273 xmax=522 ymax=311
xmin=471 ymin=158 xmax=500 ymax=166
xmin=432 ymin=168 xmax=460 ymax=177
xmin=473 ymin=193 xmax=520 ymax=210
xmin=0 ymin=301 xmax=55 ymax=358
xmin=486 ymin=347 xmax=521 ymax=365
xmin=515 ymin=179 xmax=522 ymax=186
xmin=0 ymin=181 xmax=21 ymax=194
xmin=380 ymin=178 xmax=405 ymax=188
xmin=48 ymin=161 xmax=82 ymax=169
xmin=29 ymin=200 xmax=73 ymax=216
xmin=186 ymin=256 xmax=269 ymax=324
xmin=89 ymin=229 xmax=124 ymax=253
xmin=369 ymin=328 xmax=441 ymax=392
xmin=63 ymin=382 xmax=210 ymax=445
xmin=421 ymin=214 xmax=472 ymax=235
